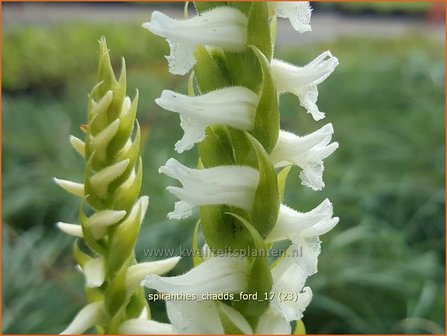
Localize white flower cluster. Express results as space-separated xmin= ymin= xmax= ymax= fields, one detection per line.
xmin=138 ymin=2 xmax=340 ymax=334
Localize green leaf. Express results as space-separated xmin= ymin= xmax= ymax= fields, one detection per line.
xmin=246 ymin=133 xmax=279 ymax=238
xmin=95 ymin=37 xmax=117 ymax=100
xmin=278 ymin=166 xmax=292 ymax=203
xmin=112 ymin=158 xmax=143 ymax=212
xmin=249 ymin=45 xmax=279 ymax=154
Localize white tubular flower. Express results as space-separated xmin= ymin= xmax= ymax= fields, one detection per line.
xmin=270 ymin=124 xmax=339 ymax=191
xmin=86 ymin=209 xmax=127 ymax=239
xmin=275 ymin=1 xmax=312 ymax=33
xmin=159 ymin=158 xmax=259 ymax=220
xmin=271 ymin=51 xmax=339 ymax=121
xmin=271 ymin=246 xmax=313 ymax=321
xmin=126 ymin=257 xmax=181 ymax=292
xmin=141 ymin=255 xmax=249 ymax=297
xmin=60 ymin=301 xmax=104 ymax=334
xmin=143 ymin=7 xmax=247 ymax=75
xmin=267 ymin=199 xmax=339 ymax=244
xmin=256 ymin=308 xmax=291 ymax=334
xmin=118 ymin=319 xmax=173 ymax=334
xmin=83 ymin=257 xmax=105 ymax=288
xmin=156 ymin=87 xmax=258 ymax=153
xmin=53 ymin=178 xmax=84 ymax=197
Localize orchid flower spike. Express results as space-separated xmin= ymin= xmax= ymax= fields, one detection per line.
xmin=159 ymin=158 xmax=259 ymax=219
xmin=275 ymin=1 xmax=312 ymax=33
xmin=272 ymin=51 xmax=339 ymax=120
xmin=270 ymin=123 xmax=339 ymax=190
xmin=143 ymin=7 xmax=247 ymax=75
xmin=155 ymin=87 xmax=258 ymax=153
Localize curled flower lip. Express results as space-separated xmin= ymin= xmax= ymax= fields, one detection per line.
xmin=159 ymin=158 xmax=259 ymax=219
xmin=270 ymin=123 xmax=339 ymax=190
xmin=156 ymin=87 xmax=258 ymax=153
xmin=275 ymin=1 xmax=312 ymax=33
xmin=272 ymin=51 xmax=339 ymax=121
xmin=143 ymin=7 xmax=247 ymax=75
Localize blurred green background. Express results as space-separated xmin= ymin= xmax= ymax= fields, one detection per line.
xmin=2 ymin=2 xmax=445 ymax=334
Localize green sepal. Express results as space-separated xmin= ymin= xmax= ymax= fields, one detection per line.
xmin=73 ymin=239 xmax=93 ymax=267
xmin=278 ymin=166 xmax=292 ymax=203
xmin=108 ymin=122 xmax=141 ymax=197
xmin=194 ymin=46 xmax=231 ymax=93
xmin=198 ymin=126 xmax=234 ymax=168
xmin=200 ymin=205 xmax=254 ymax=251
xmin=246 ymin=133 xmax=279 ymax=238
xmin=125 ymin=287 xmax=147 ymax=319
xmin=187 ymin=71 xmax=196 ymax=96
xmin=249 ymin=45 xmax=279 ymax=154
xmin=224 ymin=52 xmax=260 ymax=92
xmin=95 ymin=37 xmax=117 ymax=100
xmin=104 ymin=266 xmax=129 ymax=318
xmin=247 ymin=2 xmax=272 ymax=61
xmin=79 ymin=200 xmax=107 ymax=255
xmin=225 ymin=212 xmax=272 ymax=325
xmin=107 ymin=201 xmax=143 ymax=275
xmin=108 ymin=90 xmax=139 ymax=157
xmin=192 ymin=220 xmax=202 ymax=267
xmin=227 ymin=128 xmax=257 ymax=168
xmin=294 ymin=320 xmax=307 ymax=335
xmin=84 ymin=151 xmax=106 ymax=210
xmin=112 ymin=158 xmax=142 ymax=212
xmin=217 ymin=302 xmax=246 ymax=334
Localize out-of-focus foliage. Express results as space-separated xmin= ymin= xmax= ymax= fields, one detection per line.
xmin=319 ymin=2 xmax=432 ymax=14
xmin=2 ymin=21 xmax=445 ymax=334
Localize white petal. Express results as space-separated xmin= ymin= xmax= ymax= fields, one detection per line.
xmin=118 ymin=319 xmax=173 ymax=334
xmin=271 ymin=53 xmax=338 ymax=120
xmin=69 ymin=135 xmax=85 ymax=158
xmin=60 ymin=301 xmax=104 ymax=334
xmin=119 ymin=96 xmax=132 ymax=118
xmin=270 ymin=124 xmax=338 ymax=191
xmin=86 ymin=210 xmax=127 ymax=239
xmin=56 ymin=222 xmax=83 ymax=238
xmin=54 ymin=178 xmax=84 ymax=197
xmin=127 ymin=257 xmax=181 ymax=292
xmin=83 ymin=258 xmax=105 ymax=288
xmin=166 ymin=301 xmax=224 ymax=334
xmin=256 ymin=308 xmax=291 ymax=334
xmin=275 ymin=1 xmax=312 ymax=33
xmin=143 ymin=8 xmax=247 ymax=75
xmin=141 ymin=256 xmax=248 ymax=297
xmin=156 ymin=87 xmax=258 ymax=152
xmin=90 ymin=159 xmax=130 ymax=198
xmin=267 ymin=199 xmax=337 ymax=243
xmin=219 ymin=303 xmax=253 ymax=334
xmin=271 ymin=247 xmax=312 ymax=321
xmin=160 ymin=158 xmax=259 ymax=219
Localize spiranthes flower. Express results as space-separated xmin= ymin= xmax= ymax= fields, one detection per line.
xmin=141 ymin=255 xmax=249 ymax=297
xmin=143 ymin=7 xmax=247 ymax=75
xmin=270 ymin=124 xmax=339 ymax=190
xmin=159 ymin=158 xmax=259 ymax=219
xmin=118 ymin=319 xmax=173 ymax=334
xmin=275 ymin=1 xmax=312 ymax=33
xmin=271 ymin=247 xmax=313 ymax=321
xmin=156 ymin=87 xmax=259 ymax=153
xmin=271 ymin=51 xmax=339 ymax=121
xmin=60 ymin=301 xmax=105 ymax=335
xmin=267 ymin=198 xmax=339 ymax=244
xmin=256 ymin=308 xmax=291 ymax=334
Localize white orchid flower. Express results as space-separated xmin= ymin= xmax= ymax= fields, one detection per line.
xmin=271 ymin=246 xmax=313 ymax=321
xmin=159 ymin=158 xmax=259 ymax=219
xmin=267 ymin=198 xmax=339 ymax=244
xmin=141 ymin=255 xmax=249 ymax=297
xmin=275 ymin=1 xmax=312 ymax=33
xmin=271 ymin=51 xmax=339 ymax=121
xmin=256 ymin=308 xmax=292 ymax=334
xmin=156 ymin=87 xmax=258 ymax=153
xmin=270 ymin=124 xmax=339 ymax=190
xmin=143 ymin=7 xmax=247 ymax=75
